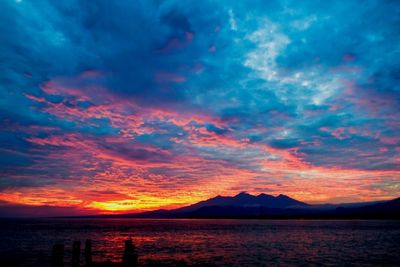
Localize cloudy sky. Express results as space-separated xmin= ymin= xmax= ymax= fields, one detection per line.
xmin=1 ymin=0 xmax=399 ymax=216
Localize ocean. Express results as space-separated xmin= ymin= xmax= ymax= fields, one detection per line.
xmin=0 ymin=219 xmax=399 ymax=266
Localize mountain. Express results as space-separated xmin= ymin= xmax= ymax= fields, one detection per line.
xmin=174 ymin=192 xmax=308 ymax=213
xmin=330 ymin=197 xmax=400 ymax=217
xmin=72 ymin=193 xmax=400 ymax=219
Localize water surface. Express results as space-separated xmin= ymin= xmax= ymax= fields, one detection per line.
xmin=0 ymin=219 xmax=399 ymax=266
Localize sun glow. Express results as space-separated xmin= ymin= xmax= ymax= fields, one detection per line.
xmin=86 ymin=195 xmax=202 ymax=212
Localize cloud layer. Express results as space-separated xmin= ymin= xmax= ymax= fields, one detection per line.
xmin=0 ymin=0 xmax=399 ymax=215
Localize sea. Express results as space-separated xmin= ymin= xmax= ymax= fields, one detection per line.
xmin=0 ymin=219 xmax=399 ymax=266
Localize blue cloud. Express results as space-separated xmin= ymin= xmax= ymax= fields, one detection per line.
xmin=0 ymin=0 xmax=399 ymax=209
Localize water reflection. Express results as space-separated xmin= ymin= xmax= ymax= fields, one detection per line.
xmin=0 ymin=219 xmax=399 ymax=266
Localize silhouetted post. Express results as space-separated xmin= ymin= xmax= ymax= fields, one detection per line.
xmin=52 ymin=244 xmax=64 ymax=267
xmin=84 ymin=239 xmax=92 ymax=267
xmin=72 ymin=241 xmax=80 ymax=267
xmin=123 ymin=239 xmax=138 ymax=267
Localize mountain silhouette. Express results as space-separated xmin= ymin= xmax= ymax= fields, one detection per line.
xmin=332 ymin=197 xmax=400 ymax=217
xmin=72 ymin=193 xmax=400 ymax=219
xmin=174 ymin=192 xmax=308 ymax=213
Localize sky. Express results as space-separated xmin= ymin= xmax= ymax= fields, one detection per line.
xmin=0 ymin=0 xmax=399 ymax=216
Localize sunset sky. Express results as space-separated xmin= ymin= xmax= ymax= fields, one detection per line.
xmin=0 ymin=0 xmax=399 ymax=216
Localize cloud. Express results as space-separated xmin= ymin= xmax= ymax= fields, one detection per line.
xmin=0 ymin=0 xmax=399 ymax=216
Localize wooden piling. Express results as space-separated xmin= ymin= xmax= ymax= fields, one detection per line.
xmin=72 ymin=240 xmax=81 ymax=267
xmin=122 ymin=239 xmax=138 ymax=267
xmin=52 ymin=244 xmax=64 ymax=267
xmin=84 ymin=239 xmax=92 ymax=267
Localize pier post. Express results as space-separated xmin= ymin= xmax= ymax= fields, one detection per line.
xmin=122 ymin=239 xmax=138 ymax=267
xmin=84 ymin=239 xmax=92 ymax=267
xmin=72 ymin=241 xmax=81 ymax=267
xmin=52 ymin=244 xmax=64 ymax=267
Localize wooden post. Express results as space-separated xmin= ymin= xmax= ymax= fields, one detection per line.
xmin=52 ymin=244 xmax=64 ymax=267
xmin=84 ymin=239 xmax=92 ymax=267
xmin=122 ymin=239 xmax=138 ymax=267
xmin=72 ymin=241 xmax=80 ymax=267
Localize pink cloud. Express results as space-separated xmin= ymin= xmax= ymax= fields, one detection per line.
xmin=208 ymin=45 xmax=217 ymax=53
xmin=154 ymin=71 xmax=187 ymax=83
xmin=342 ymin=54 xmax=355 ymax=62
xmin=156 ymin=32 xmax=194 ymax=53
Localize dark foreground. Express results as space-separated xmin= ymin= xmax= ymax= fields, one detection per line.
xmin=0 ymin=219 xmax=399 ymax=266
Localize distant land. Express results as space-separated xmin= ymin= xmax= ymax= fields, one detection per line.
xmin=73 ymin=192 xmax=400 ymax=219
